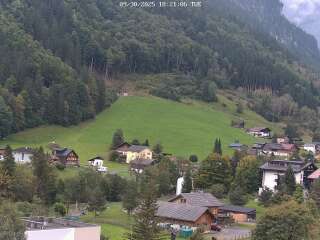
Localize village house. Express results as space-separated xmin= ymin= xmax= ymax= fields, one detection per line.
xmin=0 ymin=146 xmax=6 ymax=160
xmin=261 ymin=143 xmax=298 ymax=159
xmin=130 ymin=158 xmax=154 ymax=174
xmin=276 ymin=136 xmax=290 ymax=144
xmin=247 ymin=142 xmax=266 ymax=156
xmin=218 ymin=205 xmax=256 ymax=223
xmin=88 ymin=156 xmax=107 ymax=172
xmin=308 ymin=169 xmax=320 ymax=183
xmin=23 ymin=217 xmax=100 ymax=240
xmin=125 ymin=145 xmax=153 ymax=163
xmin=156 ymin=201 xmax=214 ymax=230
xmin=51 ymin=147 xmax=80 ymax=167
xmin=229 ymin=143 xmax=247 ymax=151
xmin=13 ymin=147 xmax=34 ymax=164
xmin=169 ymin=192 xmax=223 ymax=216
xmin=114 ymin=142 xmax=132 ymax=156
xmin=259 ymin=160 xmax=317 ymax=193
xmin=303 ymin=143 xmax=320 ymax=154
xmin=246 ymin=127 xmax=271 ymax=138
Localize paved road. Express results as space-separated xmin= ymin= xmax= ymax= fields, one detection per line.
xmin=208 ymin=227 xmax=251 ymax=240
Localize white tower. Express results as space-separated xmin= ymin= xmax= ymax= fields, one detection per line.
xmin=176 ymin=177 xmax=184 ymax=195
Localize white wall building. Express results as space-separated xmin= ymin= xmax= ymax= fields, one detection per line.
xmin=13 ymin=147 xmax=34 ymax=164
xmin=259 ymin=160 xmax=317 ymax=193
xmin=303 ymin=143 xmax=318 ymax=154
xmin=88 ymin=156 xmax=108 ymax=173
xmin=23 ymin=217 xmax=100 ymax=240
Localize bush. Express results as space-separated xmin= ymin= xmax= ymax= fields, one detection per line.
xmin=189 ymin=154 xmax=198 ymax=163
xmin=229 ymin=186 xmax=247 ymax=205
xmin=109 ymin=150 xmax=119 ymax=162
xmin=258 ymin=188 xmax=273 ymax=207
xmin=55 ymin=163 xmax=66 ymax=171
xmin=210 ymin=184 xmax=225 ymax=199
xmin=53 ymin=202 xmax=67 ymax=216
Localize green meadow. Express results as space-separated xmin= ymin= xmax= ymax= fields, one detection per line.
xmin=1 ymin=95 xmax=275 ymax=171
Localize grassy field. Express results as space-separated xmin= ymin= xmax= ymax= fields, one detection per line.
xmin=1 ymin=95 xmax=276 ymax=172
xmin=81 ymin=203 xmax=187 ymax=240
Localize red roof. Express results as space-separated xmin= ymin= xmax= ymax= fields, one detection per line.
xmin=308 ymin=169 xmax=320 ymax=180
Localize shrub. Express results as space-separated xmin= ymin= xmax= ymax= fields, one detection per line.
xmin=229 ymin=186 xmax=247 ymax=206
xmin=54 ymin=202 xmax=67 ymax=216
xmin=259 ymin=188 xmax=273 ymax=207
xmin=109 ymin=150 xmax=119 ymax=162
xmin=210 ymin=184 xmax=225 ymax=199
xmin=189 ymin=154 xmax=198 ymax=163
xmin=55 ymin=163 xmax=66 ymax=171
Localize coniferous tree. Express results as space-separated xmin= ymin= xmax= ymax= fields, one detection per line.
xmin=126 ymin=182 xmax=164 ymax=240
xmin=123 ymin=180 xmax=138 ymax=215
xmin=2 ymin=145 xmax=15 ymax=176
xmin=213 ymin=138 xmax=222 ymax=155
xmin=32 ymin=147 xmax=57 ymax=204
xmin=88 ymin=187 xmax=106 ymax=217
xmin=153 ymin=143 xmax=163 ymax=155
xmin=182 ymin=168 xmax=193 ymax=193
xmin=284 ymin=165 xmax=296 ymax=195
xmin=111 ymin=129 xmax=124 ymax=149
xmin=0 ymin=96 xmax=13 ymax=138
xmin=144 ymin=139 xmax=149 ymax=146
xmin=0 ymin=202 xmax=26 ymax=240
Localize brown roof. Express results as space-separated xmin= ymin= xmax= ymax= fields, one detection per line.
xmin=169 ymin=192 xmax=223 ymax=207
xmin=156 ymin=201 xmax=210 ymax=222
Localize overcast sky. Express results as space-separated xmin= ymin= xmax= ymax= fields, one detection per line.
xmin=281 ymin=0 xmax=320 ymax=47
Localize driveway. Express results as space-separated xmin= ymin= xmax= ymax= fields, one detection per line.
xmin=207 ymin=227 xmax=251 ymax=240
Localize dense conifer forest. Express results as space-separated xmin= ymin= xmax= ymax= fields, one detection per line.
xmin=1 ymin=0 xmax=320 ymax=137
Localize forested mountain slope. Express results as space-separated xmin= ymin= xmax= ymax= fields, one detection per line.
xmin=219 ymin=0 xmax=320 ymax=68
xmin=0 ymin=0 xmax=320 ymax=138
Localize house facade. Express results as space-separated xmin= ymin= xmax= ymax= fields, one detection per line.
xmin=114 ymin=142 xmax=132 ymax=156
xmin=169 ymin=192 xmax=223 ymax=216
xmin=130 ymin=158 xmax=154 ymax=174
xmin=88 ymin=156 xmax=107 ymax=172
xmin=51 ymin=148 xmax=80 ymax=166
xmin=218 ymin=205 xmax=256 ymax=223
xmin=261 ymin=143 xmax=297 ymax=159
xmin=13 ymin=147 xmax=34 ymax=164
xmin=259 ymin=160 xmax=317 ymax=192
xmin=125 ymin=145 xmax=153 ymax=163
xmin=156 ymin=201 xmax=214 ymax=229
xmin=247 ymin=127 xmax=271 ymax=138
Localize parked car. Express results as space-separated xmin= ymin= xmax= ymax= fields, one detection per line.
xmin=211 ymin=223 xmax=221 ymax=232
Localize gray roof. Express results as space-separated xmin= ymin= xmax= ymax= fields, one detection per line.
xmin=13 ymin=147 xmax=34 ymax=154
xmin=156 ymin=201 xmax=210 ymax=222
xmin=170 ymin=192 xmax=223 ymax=207
xmin=260 ymin=160 xmax=313 ymax=173
xmin=22 ymin=217 xmax=97 ymax=231
xmin=219 ymin=205 xmax=256 ymax=214
xmin=55 ymin=148 xmax=74 ymax=157
xmin=130 ymin=158 xmax=154 ymax=166
xmin=229 ymin=143 xmax=243 ymax=148
xmin=127 ymin=145 xmax=149 ymax=152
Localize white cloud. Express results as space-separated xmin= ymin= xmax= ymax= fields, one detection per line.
xmin=281 ymin=0 xmax=320 ymax=45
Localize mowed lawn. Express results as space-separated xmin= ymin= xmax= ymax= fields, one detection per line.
xmin=1 ymin=96 xmax=258 ymax=166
